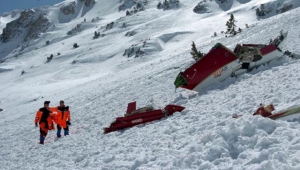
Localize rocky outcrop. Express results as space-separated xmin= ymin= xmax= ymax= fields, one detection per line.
xmin=256 ymin=3 xmax=293 ymax=17
xmin=193 ymin=2 xmax=208 ymax=13
xmin=60 ymin=1 xmax=76 ymax=15
xmin=25 ymin=14 xmax=50 ymax=41
xmin=157 ymin=0 xmax=179 ymax=10
xmin=79 ymin=0 xmax=96 ymax=7
xmin=0 ymin=9 xmax=50 ymax=43
xmin=60 ymin=0 xmax=95 ymax=16
xmin=119 ymin=0 xmax=148 ymax=11
xmin=67 ymin=23 xmax=82 ymax=35
xmin=276 ymin=4 xmax=293 ymax=14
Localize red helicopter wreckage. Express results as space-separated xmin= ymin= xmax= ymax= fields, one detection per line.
xmin=104 ymin=101 xmax=185 ymax=134
xmin=233 ymin=103 xmax=300 ymax=121
xmin=174 ymin=31 xmax=299 ymax=92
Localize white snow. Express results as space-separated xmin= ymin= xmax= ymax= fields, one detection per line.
xmin=1 ymin=0 xmax=300 ymax=169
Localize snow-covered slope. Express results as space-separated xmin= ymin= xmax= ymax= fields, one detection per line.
xmin=1 ymin=0 xmax=300 ymax=169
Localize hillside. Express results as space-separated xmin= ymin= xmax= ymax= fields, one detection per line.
xmin=1 ymin=0 xmax=300 ymax=169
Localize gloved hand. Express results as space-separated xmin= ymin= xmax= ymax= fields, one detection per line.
xmin=66 ymin=121 xmax=71 ymax=125
xmin=35 ymin=123 xmax=38 ymax=127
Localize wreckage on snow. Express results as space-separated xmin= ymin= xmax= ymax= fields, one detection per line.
xmin=174 ymin=31 xmax=297 ymax=92
xmin=104 ymin=101 xmax=185 ymax=134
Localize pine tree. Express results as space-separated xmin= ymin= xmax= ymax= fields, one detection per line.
xmin=190 ymin=41 xmax=203 ymax=61
xmin=163 ymin=0 xmax=170 ymax=9
xmin=225 ymin=14 xmax=237 ymax=36
xmin=157 ymin=2 xmax=162 ymax=9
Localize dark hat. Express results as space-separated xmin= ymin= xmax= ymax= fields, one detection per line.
xmin=44 ymin=101 xmax=50 ymax=104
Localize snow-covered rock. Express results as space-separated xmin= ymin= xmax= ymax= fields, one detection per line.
xmin=60 ymin=1 xmax=77 ymax=15
xmin=0 ymin=9 xmax=50 ymax=43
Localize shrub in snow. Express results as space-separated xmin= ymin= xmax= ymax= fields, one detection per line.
xmin=123 ymin=46 xmax=136 ymax=57
xmin=190 ymin=41 xmax=204 ymax=61
xmin=122 ymin=1 xmax=147 ymax=15
xmin=157 ymin=2 xmax=162 ymax=9
xmin=211 ymin=32 xmax=217 ymax=37
xmin=21 ymin=70 xmax=26 ymax=75
xmin=123 ymin=40 xmax=147 ymax=58
xmin=125 ymin=30 xmax=137 ymax=37
xmin=157 ymin=0 xmax=180 ymax=10
xmin=93 ymin=31 xmax=100 ymax=39
xmin=91 ymin=17 xmax=101 ymax=23
xmin=73 ymin=43 xmax=79 ymax=48
xmin=45 ymin=40 xmax=50 ymax=45
xmin=46 ymin=54 xmax=53 ymax=63
xmin=106 ymin=22 xmax=114 ymax=30
xmin=121 ymin=23 xmax=127 ymax=28
xmin=163 ymin=0 xmax=170 ymax=9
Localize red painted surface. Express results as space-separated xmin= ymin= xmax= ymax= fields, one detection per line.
xmin=233 ymin=109 xmax=299 ymax=120
xmin=260 ymin=44 xmax=277 ymax=55
xmin=126 ymin=101 xmax=136 ymax=114
xmin=104 ymin=104 xmax=185 ymax=134
xmin=180 ymin=44 xmax=237 ymax=90
xmin=268 ymin=111 xmax=289 ymax=120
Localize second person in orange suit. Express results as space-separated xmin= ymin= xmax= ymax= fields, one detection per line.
xmin=53 ymin=100 xmax=71 ymax=138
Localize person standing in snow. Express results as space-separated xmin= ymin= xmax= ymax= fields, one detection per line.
xmin=253 ymin=103 xmax=275 ymax=117
xmin=34 ymin=101 xmax=56 ymax=144
xmin=52 ymin=100 xmax=71 ymax=138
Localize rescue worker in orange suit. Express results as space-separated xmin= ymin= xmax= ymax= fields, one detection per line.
xmin=34 ymin=101 xmax=55 ymax=144
xmin=253 ymin=103 xmax=275 ymax=117
xmin=52 ymin=100 xmax=71 ymax=138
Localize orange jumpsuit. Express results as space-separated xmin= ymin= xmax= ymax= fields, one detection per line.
xmin=34 ymin=107 xmax=55 ymax=144
xmin=52 ymin=106 xmax=71 ymax=137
